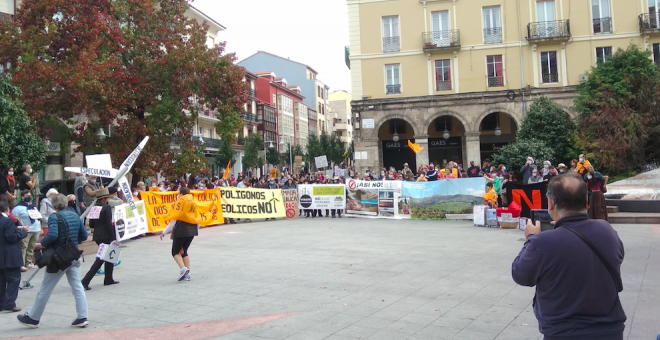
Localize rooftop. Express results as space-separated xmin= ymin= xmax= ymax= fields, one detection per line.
xmin=240 ymin=51 xmax=319 ymax=75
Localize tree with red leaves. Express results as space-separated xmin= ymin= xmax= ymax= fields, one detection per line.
xmin=0 ymin=0 xmax=247 ymax=180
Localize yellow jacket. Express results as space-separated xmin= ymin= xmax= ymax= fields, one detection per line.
xmin=576 ymin=160 xmax=592 ymax=174
xmin=483 ymin=188 xmax=498 ymax=208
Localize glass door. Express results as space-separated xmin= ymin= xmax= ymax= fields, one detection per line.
xmin=650 ymin=0 xmax=660 ymax=28
xmin=591 ymin=0 xmax=611 ymax=33
xmin=431 ymin=11 xmax=450 ymax=46
xmin=536 ymin=1 xmax=556 ymax=37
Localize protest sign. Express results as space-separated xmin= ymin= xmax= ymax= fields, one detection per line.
xmin=315 ymin=155 xmax=328 ymax=169
xmin=27 ymin=209 xmax=43 ymax=220
xmin=141 ymin=189 xmax=223 ymax=232
xmin=87 ymin=206 xmax=102 ymax=220
xmin=297 ymin=184 xmax=346 ymax=210
xmin=401 ymin=178 xmax=484 ymax=220
xmin=113 ymin=200 xmax=148 ymax=241
xmin=282 ymin=189 xmax=299 ymax=219
xmin=219 ymin=187 xmax=286 ymax=219
xmin=345 ymin=180 xmax=402 ymax=219
xmin=141 ymin=191 xmax=179 ymax=232
xmin=96 ymin=241 xmax=121 ymax=264
xmin=504 ymin=182 xmax=548 ymax=218
xmin=190 ymin=189 xmax=223 ymax=226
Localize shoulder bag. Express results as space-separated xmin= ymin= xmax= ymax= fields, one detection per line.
xmin=52 ymin=213 xmax=83 ymax=271
xmin=564 ymin=226 xmax=622 ymax=292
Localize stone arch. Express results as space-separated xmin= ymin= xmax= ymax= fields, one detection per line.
xmin=422 ymin=110 xmax=471 ymax=136
xmin=473 ymin=107 xmax=522 ymax=133
xmin=559 ymin=105 xmax=579 ymax=121
xmin=374 ymin=114 xmax=419 ymax=137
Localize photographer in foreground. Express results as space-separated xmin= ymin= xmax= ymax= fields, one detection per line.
xmin=512 ymin=174 xmax=626 ymax=340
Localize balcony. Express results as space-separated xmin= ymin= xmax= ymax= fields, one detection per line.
xmin=527 ymin=20 xmax=570 ymax=42
xmin=542 ymin=73 xmax=559 ymax=84
xmin=241 ymin=112 xmax=259 ymax=124
xmin=334 ymin=122 xmax=349 ymax=131
xmin=197 ymin=109 xmax=217 ymax=121
xmin=484 ymin=28 xmax=502 ymax=44
xmin=640 ymin=13 xmax=660 ymax=33
xmin=204 ymin=137 xmax=222 ymax=150
xmin=383 ymin=36 xmax=400 ymax=53
xmin=386 ymin=84 xmax=401 ymax=95
xmin=593 ymin=17 xmax=612 ymax=34
xmin=247 ymin=88 xmax=257 ymax=98
xmin=436 ymin=80 xmax=452 ymax=91
xmin=422 ymin=30 xmax=460 ymax=52
xmin=487 ymin=76 xmax=504 ymax=88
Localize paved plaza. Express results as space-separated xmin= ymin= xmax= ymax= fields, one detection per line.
xmin=0 ymin=218 xmax=658 ymax=340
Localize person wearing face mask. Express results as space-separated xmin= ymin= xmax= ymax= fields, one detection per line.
xmin=82 ymin=175 xmax=104 ymax=213
xmin=0 ymin=167 xmax=17 ymax=201
xmin=18 ymin=164 xmax=37 ymax=202
xmin=528 ymin=169 xmax=543 ymax=184
xmin=496 ymin=164 xmax=508 ymax=178
xmin=520 ymin=157 xmax=538 ymax=184
xmin=425 ymin=165 xmax=439 ymax=181
xmin=12 ymin=190 xmax=41 ymax=271
xmin=557 ymin=163 xmax=567 ymax=174
xmin=584 ymin=165 xmax=608 ymax=221
xmin=66 ymin=195 xmax=80 ymax=215
xmin=542 ymin=161 xmax=552 ymax=177
xmin=576 ymin=154 xmax=592 ymax=175
xmin=543 ymin=166 xmax=559 ymax=181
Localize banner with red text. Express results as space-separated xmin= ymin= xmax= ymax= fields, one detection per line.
xmin=140 ymin=189 xmax=223 ymax=232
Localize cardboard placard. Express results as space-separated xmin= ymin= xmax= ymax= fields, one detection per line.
xmin=27 ymin=209 xmax=43 ymax=220
xmin=87 ymin=206 xmax=103 ymax=220
xmin=315 ymin=155 xmax=328 ymax=169
xmin=96 ymin=241 xmax=121 ymax=264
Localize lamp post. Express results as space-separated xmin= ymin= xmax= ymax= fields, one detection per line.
xmin=264 ymin=140 xmax=274 ymax=177
xmin=280 ymin=139 xmax=292 ymax=175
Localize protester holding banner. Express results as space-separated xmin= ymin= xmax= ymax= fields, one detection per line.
xmin=81 ymin=189 xmax=119 ymax=290
xmin=160 ymin=187 xmax=198 ymax=282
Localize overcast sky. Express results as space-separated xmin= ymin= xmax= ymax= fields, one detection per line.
xmin=192 ymin=0 xmax=351 ymax=93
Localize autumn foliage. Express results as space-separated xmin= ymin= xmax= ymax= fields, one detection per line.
xmin=0 ymin=0 xmax=248 ymax=179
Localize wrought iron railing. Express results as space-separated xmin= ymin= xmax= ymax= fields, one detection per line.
xmin=436 ymin=80 xmax=452 ymax=91
xmin=487 ymin=76 xmax=504 ymax=87
xmin=639 ymin=13 xmax=660 ymax=31
xmin=241 ymin=112 xmax=259 ymax=123
xmin=593 ymin=17 xmax=612 ymax=34
xmin=484 ymin=27 xmax=502 ymax=44
xmin=527 ymin=20 xmax=570 ymax=40
xmin=422 ymin=30 xmax=460 ymax=49
xmin=204 ymin=138 xmax=222 ymax=149
xmin=383 ymin=36 xmax=400 ymax=53
xmin=386 ymin=84 xmax=401 ymax=94
xmin=542 ymin=73 xmax=559 ymax=83
xmin=247 ymin=88 xmax=257 ymax=98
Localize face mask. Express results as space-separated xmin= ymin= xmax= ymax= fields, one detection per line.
xmin=23 ymin=196 xmax=32 ymax=203
xmin=68 ymin=201 xmax=76 ymax=207
xmin=559 ymin=170 xmax=565 ymax=174
xmin=544 ymin=165 xmax=549 ymax=169
xmin=449 ymin=165 xmax=453 ymax=169
xmin=502 ymin=167 xmax=506 ymax=171
xmin=8 ymin=171 xmax=13 ymax=176
xmin=587 ymin=175 xmax=593 ymax=179
xmin=159 ymin=186 xmax=164 ymax=190
xmin=579 ymin=158 xmax=584 ymax=162
xmin=133 ymin=191 xmax=138 ymax=196
xmin=532 ymin=173 xmax=538 ymax=177
xmin=28 ymin=169 xmax=33 ymax=174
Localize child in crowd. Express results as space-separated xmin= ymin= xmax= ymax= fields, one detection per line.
xmin=483 ymin=182 xmax=498 ymax=208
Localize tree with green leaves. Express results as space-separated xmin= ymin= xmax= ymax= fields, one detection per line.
xmin=305 ymin=134 xmax=323 ymax=170
xmin=492 ymin=139 xmax=555 ymax=180
xmin=214 ymin=140 xmax=235 ymax=170
xmin=266 ymin=146 xmax=280 ymax=166
xmin=292 ymin=145 xmax=305 ymax=157
xmin=242 ymin=134 xmax=263 ymax=173
xmin=573 ymin=44 xmax=660 ymax=173
xmin=0 ymin=74 xmax=47 ymax=171
xmin=517 ymin=96 xmax=576 ymax=162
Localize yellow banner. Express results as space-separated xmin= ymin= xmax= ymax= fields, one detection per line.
xmin=220 ymin=187 xmax=286 ymax=219
xmin=141 ymin=189 xmax=223 ymax=232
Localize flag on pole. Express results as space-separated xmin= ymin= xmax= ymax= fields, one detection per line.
xmin=223 ymin=160 xmax=231 ymax=179
xmin=408 ymin=140 xmax=423 ymax=154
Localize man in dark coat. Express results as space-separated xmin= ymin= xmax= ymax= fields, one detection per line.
xmin=0 ymin=200 xmax=28 ymax=312
xmin=512 ymin=174 xmax=626 ymax=339
xmin=81 ymin=189 xmax=118 ymax=289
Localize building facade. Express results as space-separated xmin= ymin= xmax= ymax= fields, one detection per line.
xmin=329 ymin=90 xmax=354 ymax=148
xmin=239 ymin=51 xmax=332 ymax=138
xmin=347 ymin=0 xmax=657 ymax=174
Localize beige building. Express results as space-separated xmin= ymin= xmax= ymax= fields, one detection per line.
xmin=347 ymin=0 xmax=659 ymax=173
xmin=329 ymin=90 xmax=354 ymax=148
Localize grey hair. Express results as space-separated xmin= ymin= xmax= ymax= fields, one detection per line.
xmin=21 ymin=164 xmax=30 ymax=173
xmin=51 ymin=194 xmax=69 ymax=211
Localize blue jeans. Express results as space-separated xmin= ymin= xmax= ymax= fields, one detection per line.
xmin=657 ymin=332 xmax=660 ymax=340
xmin=28 ymin=260 xmax=87 ymax=320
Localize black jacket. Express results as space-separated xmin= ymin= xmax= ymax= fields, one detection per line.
xmin=172 ymin=220 xmax=198 ymax=238
xmin=90 ymin=204 xmax=116 ymax=243
xmin=0 ymin=215 xmax=27 ymax=269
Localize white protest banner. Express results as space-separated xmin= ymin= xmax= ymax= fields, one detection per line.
xmin=113 ymin=200 xmax=149 ymax=241
xmin=315 ymin=155 xmax=328 ymax=169
xmin=298 ymin=184 xmax=346 ymax=210
xmin=334 ymin=168 xmax=345 ymax=177
xmin=87 ymin=206 xmax=102 ymax=220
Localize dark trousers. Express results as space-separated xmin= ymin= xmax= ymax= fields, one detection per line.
xmin=0 ymin=268 xmax=21 ymax=310
xmin=332 ymin=209 xmax=342 ymax=217
xmin=81 ymin=242 xmax=114 ymax=286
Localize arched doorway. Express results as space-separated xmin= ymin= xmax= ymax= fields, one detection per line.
xmin=479 ymin=112 xmax=518 ymax=163
xmin=378 ymin=119 xmax=416 ymax=171
xmin=427 ymin=116 xmax=466 ymax=167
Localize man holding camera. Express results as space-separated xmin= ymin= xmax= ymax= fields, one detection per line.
xmin=512 ymin=174 xmax=626 ymax=340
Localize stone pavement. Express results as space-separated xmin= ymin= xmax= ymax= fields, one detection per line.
xmin=1 ymin=218 xmax=658 ymax=340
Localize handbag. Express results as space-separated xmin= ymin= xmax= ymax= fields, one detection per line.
xmin=34 ymin=247 xmax=54 ymax=268
xmin=564 ymin=226 xmax=622 ymax=292
xmin=52 ymin=213 xmax=83 ymax=271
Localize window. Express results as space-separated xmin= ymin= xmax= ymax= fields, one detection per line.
xmin=385 ymin=64 xmax=401 ymax=94
xmin=382 ymin=16 xmax=400 ymax=52
xmin=486 ymin=55 xmax=504 ymax=87
xmin=650 ymin=0 xmax=660 ymax=29
xmin=206 ymin=36 xmax=215 ymax=49
xmin=541 ymin=51 xmax=558 ymax=83
xmin=434 ymin=60 xmax=451 ymax=91
xmin=483 ymin=6 xmax=502 ymax=44
xmin=536 ymin=1 xmax=556 ymax=38
xmin=595 ymin=47 xmax=612 ymax=63
xmin=592 ymin=0 xmax=611 ymax=34
xmin=209 ymin=128 xmax=214 ymax=139
xmin=430 ymin=11 xmax=450 ymax=47
xmin=277 ymin=94 xmax=293 ymax=113
xmin=272 ymin=94 xmax=276 ymax=105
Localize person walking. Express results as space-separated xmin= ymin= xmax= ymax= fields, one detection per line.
xmin=160 ymin=187 xmax=198 ymax=281
xmin=12 ymin=190 xmax=41 ymax=270
xmin=17 ymin=194 xmax=88 ymax=329
xmin=512 ymin=174 xmax=626 ymax=339
xmin=0 ymin=201 xmax=28 ymax=312
xmin=0 ymin=166 xmax=17 ymax=201
xmin=81 ymin=189 xmax=119 ymax=290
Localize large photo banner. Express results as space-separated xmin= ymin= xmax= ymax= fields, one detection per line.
xmin=504 ymin=182 xmax=548 ymax=218
xmin=141 ymin=189 xmax=223 ymax=232
xmin=400 ymin=178 xmax=484 ymax=220
xmin=220 ymin=187 xmax=286 ymax=219
xmin=113 ymin=200 xmax=148 ymax=241
xmin=345 ymin=180 xmax=403 ymax=219
xmin=297 ymin=184 xmax=346 ymax=210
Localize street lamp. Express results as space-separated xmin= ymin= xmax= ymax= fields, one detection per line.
xmin=494 ymin=113 xmax=502 ymax=137
xmin=442 ymin=118 xmax=450 ymax=140
xmin=392 ymin=122 xmax=400 ymax=142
